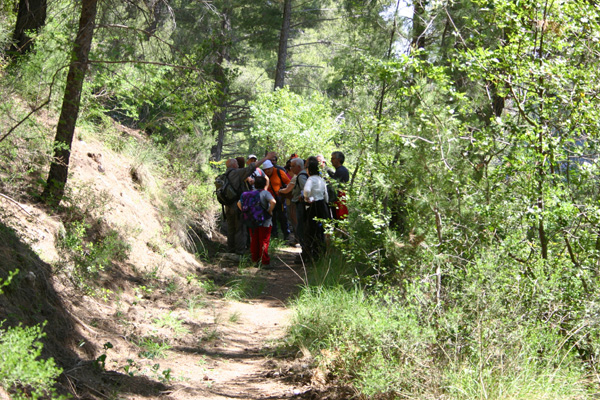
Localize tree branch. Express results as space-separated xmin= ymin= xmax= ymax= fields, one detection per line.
xmin=288 ymin=40 xmax=331 ymax=48
xmin=288 ymin=64 xmax=325 ymax=69
xmin=0 ymin=66 xmax=67 ymax=144
xmin=291 ymin=17 xmax=340 ymax=28
xmin=87 ymin=59 xmax=201 ymax=72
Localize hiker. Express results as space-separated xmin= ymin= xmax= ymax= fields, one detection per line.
xmin=223 ymin=152 xmax=277 ymax=256
xmin=279 ymin=157 xmax=309 ymax=259
xmin=316 ymin=154 xmax=328 ymax=169
xmin=263 ymin=159 xmax=291 ymax=240
xmin=284 ymin=158 xmax=293 ymax=178
xmin=246 ymin=154 xmax=269 ymax=190
xmin=304 ymin=159 xmax=330 ymax=260
xmin=238 ymin=175 xmax=276 ymax=268
xmin=326 ymin=151 xmax=349 ymax=220
xmin=235 ymin=156 xmax=246 ymax=169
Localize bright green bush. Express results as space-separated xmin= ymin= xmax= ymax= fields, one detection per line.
xmin=249 ymin=87 xmax=340 ymax=157
xmin=58 ymin=220 xmax=130 ymax=287
xmin=0 ymin=322 xmax=65 ymax=400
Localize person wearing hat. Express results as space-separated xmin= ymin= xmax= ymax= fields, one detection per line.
xmin=246 ymin=154 xmax=269 ymax=190
xmin=263 ymin=159 xmax=291 ymax=240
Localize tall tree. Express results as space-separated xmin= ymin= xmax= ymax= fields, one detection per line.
xmin=411 ymin=0 xmax=427 ymax=51
xmin=210 ymin=2 xmax=233 ymax=161
xmin=274 ymin=0 xmax=292 ymax=89
xmin=42 ymin=0 xmax=98 ymax=205
xmin=10 ymin=0 xmax=47 ymax=55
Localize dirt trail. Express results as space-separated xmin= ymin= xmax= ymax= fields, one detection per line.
xmin=54 ymin=244 xmax=316 ymax=400
xmin=159 ymin=247 xmax=312 ymax=400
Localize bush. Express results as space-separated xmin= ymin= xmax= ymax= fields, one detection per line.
xmin=57 ymin=220 xmax=130 ymax=288
xmin=0 ymin=322 xmax=65 ymax=400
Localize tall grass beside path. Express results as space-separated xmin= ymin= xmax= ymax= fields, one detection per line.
xmin=286 ymin=277 xmax=594 ymax=399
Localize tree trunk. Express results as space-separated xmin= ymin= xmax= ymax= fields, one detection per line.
xmin=374 ymin=0 xmax=400 ymax=154
xmin=274 ymin=0 xmax=292 ymax=89
xmin=411 ymin=0 xmax=427 ymax=51
xmin=10 ymin=0 xmax=47 ymax=55
xmin=41 ymin=0 xmax=98 ymax=206
xmin=210 ymin=4 xmax=232 ymax=162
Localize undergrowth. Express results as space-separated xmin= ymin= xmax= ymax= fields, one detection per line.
xmin=287 ymin=247 xmax=597 ymax=399
xmin=55 ymin=182 xmax=131 ymax=290
xmin=0 ymin=273 xmax=65 ymax=400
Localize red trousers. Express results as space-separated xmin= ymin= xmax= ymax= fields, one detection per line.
xmin=250 ymin=226 xmax=272 ymax=265
xmin=333 ymin=190 xmax=348 ymax=220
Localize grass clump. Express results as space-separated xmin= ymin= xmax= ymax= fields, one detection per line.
xmin=152 ymin=312 xmax=190 ymax=336
xmin=224 ymin=273 xmax=266 ymax=301
xmin=137 ymin=336 xmax=171 ymax=360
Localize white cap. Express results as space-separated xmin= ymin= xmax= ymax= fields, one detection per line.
xmin=262 ymin=160 xmax=274 ymax=169
xmin=248 ymin=154 xmax=257 ymax=160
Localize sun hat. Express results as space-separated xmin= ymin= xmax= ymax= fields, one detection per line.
xmin=248 ymin=154 xmax=257 ymax=160
xmin=262 ymin=160 xmax=274 ymax=169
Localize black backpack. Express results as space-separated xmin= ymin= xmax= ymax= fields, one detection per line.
xmin=215 ymin=169 xmax=242 ymax=206
xmin=326 ymin=181 xmax=339 ymax=204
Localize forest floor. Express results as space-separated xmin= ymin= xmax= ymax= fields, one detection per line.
xmin=0 ymin=130 xmax=335 ymax=399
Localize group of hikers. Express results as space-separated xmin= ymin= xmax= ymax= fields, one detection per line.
xmin=218 ymin=151 xmax=349 ymax=268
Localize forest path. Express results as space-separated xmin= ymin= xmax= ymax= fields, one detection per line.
xmin=156 ymin=245 xmax=313 ymax=400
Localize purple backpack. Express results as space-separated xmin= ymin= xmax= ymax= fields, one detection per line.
xmin=241 ymin=190 xmax=268 ymax=228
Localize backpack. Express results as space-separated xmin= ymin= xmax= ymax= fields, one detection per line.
xmin=240 ymin=190 xmax=269 ymax=228
xmin=326 ymin=181 xmax=339 ymax=204
xmin=292 ymin=171 xmax=309 ymax=201
xmin=215 ymin=169 xmax=241 ymax=206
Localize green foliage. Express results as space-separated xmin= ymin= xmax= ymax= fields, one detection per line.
xmin=152 ymin=312 xmax=190 ymax=336
xmin=137 ymin=336 xmax=171 ymax=360
xmin=57 ymin=220 xmax=130 ymax=287
xmin=249 ymin=87 xmax=340 ymax=157
xmin=224 ymin=273 xmax=266 ymax=301
xmin=0 ymin=322 xmax=65 ymax=400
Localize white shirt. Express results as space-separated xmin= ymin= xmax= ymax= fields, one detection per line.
xmin=304 ymin=175 xmax=328 ymax=203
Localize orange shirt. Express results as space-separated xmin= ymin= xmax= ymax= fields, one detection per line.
xmin=268 ymin=167 xmax=291 ymax=197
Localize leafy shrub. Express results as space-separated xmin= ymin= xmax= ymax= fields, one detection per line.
xmin=249 ymin=87 xmax=339 ymax=157
xmin=57 ymin=220 xmax=130 ymax=287
xmin=0 ymin=322 xmax=65 ymax=400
